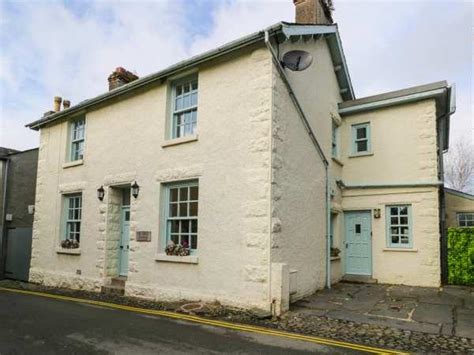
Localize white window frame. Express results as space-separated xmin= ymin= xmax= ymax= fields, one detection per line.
xmin=386 ymin=205 xmax=413 ymax=248
xmin=162 ymin=181 xmax=199 ymax=252
xmin=457 ymin=212 xmax=474 ymax=227
xmin=351 ymin=122 xmax=371 ymax=154
xmin=170 ymin=75 xmax=198 ymax=139
xmin=69 ymin=118 xmax=85 ymax=161
xmin=63 ymin=193 xmax=82 ymax=243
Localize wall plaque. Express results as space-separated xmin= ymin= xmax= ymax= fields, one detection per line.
xmin=136 ymin=231 xmax=152 ymax=242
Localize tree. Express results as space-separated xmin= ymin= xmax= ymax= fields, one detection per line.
xmin=444 ymin=139 xmax=474 ymax=193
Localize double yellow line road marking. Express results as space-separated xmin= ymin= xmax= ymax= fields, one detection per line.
xmin=0 ymin=287 xmax=405 ymax=354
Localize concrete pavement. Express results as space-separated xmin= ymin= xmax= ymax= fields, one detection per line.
xmin=0 ymin=289 xmax=374 ymax=354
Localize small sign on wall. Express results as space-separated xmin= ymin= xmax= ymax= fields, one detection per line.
xmin=136 ymin=231 xmax=151 ymax=242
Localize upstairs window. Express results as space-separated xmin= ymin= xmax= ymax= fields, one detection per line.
xmin=171 ymin=76 xmax=198 ymax=139
xmin=352 ymin=122 xmax=371 ymax=154
xmin=70 ymin=118 xmax=85 ymax=161
xmin=331 ymin=122 xmax=339 ymax=158
xmin=458 ymin=213 xmax=474 ymax=227
xmin=386 ymin=205 xmax=412 ymax=248
xmin=63 ymin=194 xmax=82 ymax=246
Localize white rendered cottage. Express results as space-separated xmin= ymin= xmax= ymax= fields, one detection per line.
xmin=27 ymin=0 xmax=455 ymax=314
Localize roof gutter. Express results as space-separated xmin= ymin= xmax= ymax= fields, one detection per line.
xmin=338 ymin=88 xmax=446 ymax=116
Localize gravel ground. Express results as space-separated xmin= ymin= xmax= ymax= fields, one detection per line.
xmin=1 ymin=280 xmax=473 ymax=354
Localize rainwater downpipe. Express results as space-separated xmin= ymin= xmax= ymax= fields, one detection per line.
xmin=264 ymin=30 xmax=332 ymax=289
xmin=0 ymin=158 xmax=10 ymax=280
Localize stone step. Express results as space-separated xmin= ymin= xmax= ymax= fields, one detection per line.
xmin=111 ymin=276 xmax=127 ymax=287
xmin=101 ymin=284 xmax=125 ymax=296
xmin=341 ymin=274 xmax=378 ymax=284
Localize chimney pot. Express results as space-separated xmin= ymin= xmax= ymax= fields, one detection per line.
xmin=108 ymin=67 xmax=139 ymax=91
xmin=294 ymin=0 xmax=333 ymax=25
xmin=54 ymin=96 xmax=62 ymax=112
xmin=63 ymin=100 xmax=71 ymax=109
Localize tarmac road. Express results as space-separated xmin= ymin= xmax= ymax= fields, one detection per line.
xmin=0 ymin=289 xmax=371 ymax=354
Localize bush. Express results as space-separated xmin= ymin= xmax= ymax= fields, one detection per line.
xmin=448 ymin=227 xmax=474 ymax=285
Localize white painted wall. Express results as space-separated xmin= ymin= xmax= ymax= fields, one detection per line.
xmin=337 ymin=100 xmax=442 ymax=287
xmin=270 ymin=37 xmax=343 ymax=300
xmin=30 ymin=45 xmax=274 ymax=311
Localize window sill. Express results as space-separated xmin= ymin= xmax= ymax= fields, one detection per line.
xmin=62 ymin=160 xmax=84 ymax=169
xmin=331 ymin=157 xmax=344 ymax=166
xmin=349 ymin=152 xmax=373 ymax=158
xmin=330 ymin=256 xmax=341 ymax=261
xmin=56 ymin=248 xmax=81 ymax=255
xmin=383 ymin=248 xmax=418 ymax=253
xmin=161 ymin=135 xmax=198 ymax=148
xmin=155 ymin=254 xmax=199 ymax=264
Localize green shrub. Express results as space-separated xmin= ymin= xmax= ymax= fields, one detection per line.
xmin=448 ymin=228 xmax=474 ymax=285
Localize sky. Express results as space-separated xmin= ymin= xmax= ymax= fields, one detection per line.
xmin=0 ymin=0 xmax=472 ymax=151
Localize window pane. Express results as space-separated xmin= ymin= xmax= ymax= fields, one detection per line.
xmin=392 ymin=235 xmax=400 ymax=243
xmin=356 ymin=140 xmax=367 ymax=152
xmin=191 ymin=235 xmax=197 ymax=249
xmin=391 ymin=227 xmax=399 ymax=235
xmin=181 ymin=235 xmax=189 ymax=247
xmin=181 ymin=220 xmax=189 ymax=233
xmin=171 ymin=234 xmax=179 ymax=244
xmin=400 ymin=217 xmax=408 ymax=225
xmin=191 ymin=81 xmax=198 ymax=91
xmin=179 ymin=203 xmax=188 ymax=217
xmin=399 ymin=207 xmax=408 ymax=215
xmin=170 ymin=203 xmax=178 ymax=217
xmin=391 ymin=217 xmax=398 ymax=225
xmin=171 ymin=220 xmax=179 ymax=233
xmin=400 ymin=236 xmax=409 ymax=244
xmin=189 ymin=202 xmax=198 ymax=216
xmin=401 ymin=227 xmax=409 ymax=235
xmin=191 ymin=220 xmax=198 ymax=233
xmin=183 ymin=93 xmax=190 ymax=108
xmin=355 ymin=224 xmax=361 ymax=233
xmin=170 ymin=188 xmax=178 ymax=202
xmin=356 ymin=127 xmax=366 ymax=139
xmin=390 ymin=207 xmax=398 ymax=216
xmin=180 ymin=187 xmax=188 ymax=201
xmin=190 ymin=186 xmax=198 ymax=200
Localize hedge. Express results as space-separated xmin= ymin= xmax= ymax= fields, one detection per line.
xmin=447 ymin=227 xmax=474 ymax=285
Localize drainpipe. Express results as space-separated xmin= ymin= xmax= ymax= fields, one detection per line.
xmin=0 ymin=157 xmax=10 ymax=280
xmin=264 ymin=30 xmax=332 ymax=289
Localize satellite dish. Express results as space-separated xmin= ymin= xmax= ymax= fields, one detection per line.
xmin=281 ymin=50 xmax=313 ymax=71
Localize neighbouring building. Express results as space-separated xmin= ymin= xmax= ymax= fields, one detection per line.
xmin=0 ymin=148 xmax=39 ymax=281
xmin=444 ymin=188 xmax=474 ymax=228
xmin=26 ymin=0 xmax=456 ymax=314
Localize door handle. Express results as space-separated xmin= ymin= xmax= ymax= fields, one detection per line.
xmin=127 ymin=245 xmax=129 ymax=250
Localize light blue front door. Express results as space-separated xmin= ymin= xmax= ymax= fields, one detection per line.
xmin=344 ymin=211 xmax=372 ymax=276
xmin=119 ymin=207 xmax=130 ymax=276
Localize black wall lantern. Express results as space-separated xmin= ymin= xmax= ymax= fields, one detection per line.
xmin=131 ymin=181 xmax=140 ymax=199
xmin=97 ymin=186 xmax=105 ymax=201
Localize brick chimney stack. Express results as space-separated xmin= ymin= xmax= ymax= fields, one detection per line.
xmin=108 ymin=67 xmax=139 ymax=91
xmin=293 ymin=0 xmax=333 ymax=24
